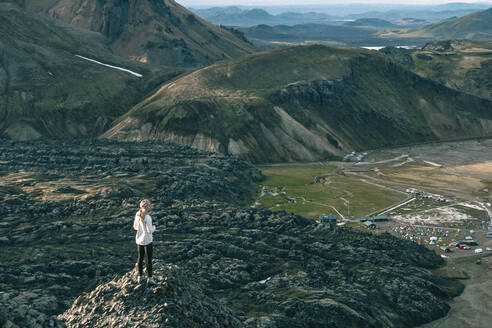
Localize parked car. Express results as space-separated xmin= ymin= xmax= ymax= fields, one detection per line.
xmin=486 ymin=247 xmax=492 ymax=251
xmin=475 ymin=248 xmax=483 ymax=254
xmin=463 ymin=246 xmax=471 ymax=250
xmin=465 ymin=236 xmax=473 ymax=240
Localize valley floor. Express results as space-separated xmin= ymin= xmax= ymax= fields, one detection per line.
xmin=255 ymin=138 xmax=492 ymax=327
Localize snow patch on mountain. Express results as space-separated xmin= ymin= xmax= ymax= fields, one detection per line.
xmin=75 ymin=55 xmax=143 ymax=78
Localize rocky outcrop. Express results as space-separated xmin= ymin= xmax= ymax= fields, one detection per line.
xmin=0 ymin=139 xmax=261 ymax=315
xmin=0 ymin=295 xmax=64 ymax=328
xmin=0 ymin=140 xmax=463 ymax=327
xmin=60 ymin=263 xmax=243 ymax=328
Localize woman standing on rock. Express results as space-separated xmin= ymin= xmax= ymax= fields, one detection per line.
xmin=133 ymin=199 xmax=156 ymax=285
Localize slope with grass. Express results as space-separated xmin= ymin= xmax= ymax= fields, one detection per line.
xmin=381 ymin=39 xmax=492 ymax=100
xmin=0 ymin=2 xmax=184 ymax=140
xmin=104 ymin=45 xmax=492 ymax=163
xmin=386 ymin=7 xmax=492 ymax=41
xmin=33 ymin=0 xmax=256 ymax=67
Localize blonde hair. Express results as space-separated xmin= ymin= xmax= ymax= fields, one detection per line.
xmin=138 ymin=200 xmax=151 ymax=229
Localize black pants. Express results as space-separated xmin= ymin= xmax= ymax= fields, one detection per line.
xmin=137 ymin=243 xmax=153 ymax=277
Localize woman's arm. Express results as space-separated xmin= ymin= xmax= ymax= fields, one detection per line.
xmin=147 ymin=215 xmax=156 ymax=233
xmin=133 ymin=216 xmax=139 ymax=230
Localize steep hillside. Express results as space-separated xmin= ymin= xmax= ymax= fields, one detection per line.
xmin=104 ymin=45 xmax=492 ymax=163
xmin=0 ymin=3 xmax=184 ymax=140
xmin=389 ymin=7 xmax=492 ymax=41
xmin=35 ymin=0 xmax=256 ymax=67
xmin=381 ymin=40 xmax=492 ymax=100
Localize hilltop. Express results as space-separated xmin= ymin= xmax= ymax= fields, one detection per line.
xmin=381 ymin=39 xmax=492 ymax=100
xmin=30 ymin=0 xmax=256 ymax=67
xmin=60 ymin=263 xmax=243 ymax=328
xmin=104 ymin=45 xmax=492 ymax=163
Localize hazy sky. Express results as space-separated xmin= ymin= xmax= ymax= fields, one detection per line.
xmin=178 ymin=0 xmax=491 ymax=6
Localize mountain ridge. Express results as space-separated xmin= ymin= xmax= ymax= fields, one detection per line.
xmin=387 ymin=6 xmax=492 ymax=41
xmin=103 ymin=45 xmax=492 ymax=163
xmin=33 ymin=0 xmax=256 ymax=67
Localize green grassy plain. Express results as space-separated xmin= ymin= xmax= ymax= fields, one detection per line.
xmin=256 ymin=164 xmax=406 ymax=219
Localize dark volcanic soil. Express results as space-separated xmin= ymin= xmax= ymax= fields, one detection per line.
xmin=0 ymin=140 xmax=463 ymax=327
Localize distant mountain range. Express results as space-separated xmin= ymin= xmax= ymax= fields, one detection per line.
xmin=399 ymin=7 xmax=492 ymax=40
xmin=103 ymin=45 xmax=492 ymax=163
xmin=237 ymin=23 xmax=432 ymax=49
xmin=192 ymin=6 xmax=335 ymax=26
xmin=238 ymin=24 xmax=375 ymax=43
xmin=190 ymin=3 xmax=492 ymax=27
xmin=347 ymin=6 xmax=491 ymax=22
xmin=236 ymin=7 xmax=492 ymax=49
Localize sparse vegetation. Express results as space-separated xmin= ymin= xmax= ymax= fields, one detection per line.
xmin=382 ymin=40 xmax=492 ymax=100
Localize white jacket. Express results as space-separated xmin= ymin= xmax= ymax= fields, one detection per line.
xmin=133 ymin=212 xmax=156 ymax=246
